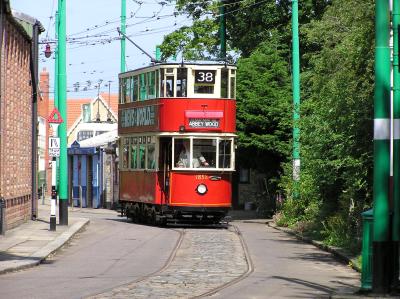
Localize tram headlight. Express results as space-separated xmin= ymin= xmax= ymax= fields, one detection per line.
xmin=196 ymin=183 xmax=208 ymax=195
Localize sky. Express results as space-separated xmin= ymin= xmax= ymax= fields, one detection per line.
xmin=10 ymin=0 xmax=190 ymax=99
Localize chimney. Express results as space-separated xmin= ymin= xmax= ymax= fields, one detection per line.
xmin=38 ymin=67 xmax=49 ymax=118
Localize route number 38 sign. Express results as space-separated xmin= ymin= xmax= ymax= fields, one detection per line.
xmin=195 ymin=70 xmax=216 ymax=84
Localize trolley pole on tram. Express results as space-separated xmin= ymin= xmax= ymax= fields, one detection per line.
xmin=291 ymin=0 xmax=300 ymax=199
xmin=57 ymin=0 xmax=68 ymax=226
xmin=219 ymin=0 xmax=226 ymax=60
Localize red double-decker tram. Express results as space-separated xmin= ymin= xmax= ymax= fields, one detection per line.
xmin=118 ymin=62 xmax=236 ymax=224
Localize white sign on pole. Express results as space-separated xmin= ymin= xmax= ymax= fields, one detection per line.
xmin=49 ymin=137 xmax=60 ymax=157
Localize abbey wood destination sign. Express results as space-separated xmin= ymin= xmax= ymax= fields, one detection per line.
xmin=121 ymin=105 xmax=155 ymax=128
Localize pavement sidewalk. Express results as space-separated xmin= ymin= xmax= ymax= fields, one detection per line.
xmin=0 ymin=201 xmax=89 ymax=275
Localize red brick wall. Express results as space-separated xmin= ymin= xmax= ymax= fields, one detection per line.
xmin=0 ymin=17 xmax=33 ymax=230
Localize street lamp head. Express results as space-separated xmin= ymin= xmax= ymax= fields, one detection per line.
xmin=44 ymin=43 xmax=52 ymax=58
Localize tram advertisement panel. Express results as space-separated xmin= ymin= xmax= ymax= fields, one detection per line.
xmin=119 ymin=100 xmax=159 ymax=134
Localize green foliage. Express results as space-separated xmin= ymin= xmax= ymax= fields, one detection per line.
xmin=278 ymin=0 xmax=374 ymax=252
xmin=160 ymin=19 xmax=219 ymax=60
xmin=236 ymin=35 xmax=292 ymax=175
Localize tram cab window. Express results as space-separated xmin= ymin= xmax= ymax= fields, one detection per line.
xmin=218 ymin=139 xmax=232 ymax=168
xmin=193 ymin=139 xmax=216 ymax=168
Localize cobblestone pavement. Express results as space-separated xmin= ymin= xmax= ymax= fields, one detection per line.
xmin=88 ymin=226 xmax=248 ymax=299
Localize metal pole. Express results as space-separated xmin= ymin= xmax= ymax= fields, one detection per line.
xmin=219 ymin=0 xmax=226 ymax=60
xmin=391 ymin=0 xmax=400 ymax=288
xmin=292 ymin=0 xmax=300 ymax=198
xmin=373 ymin=0 xmax=391 ymax=293
xmin=50 ymin=157 xmax=57 ymax=231
xmin=58 ymin=0 xmax=68 ymax=225
xmin=121 ymin=0 xmax=126 ymax=73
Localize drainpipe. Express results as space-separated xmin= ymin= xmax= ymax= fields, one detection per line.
xmin=0 ymin=0 xmax=4 ymax=202
xmin=30 ymin=21 xmax=44 ymax=220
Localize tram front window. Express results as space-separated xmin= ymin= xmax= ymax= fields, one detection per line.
xmin=193 ymin=139 xmax=215 ymax=168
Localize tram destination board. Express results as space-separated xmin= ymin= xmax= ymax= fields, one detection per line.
xmin=194 ymin=70 xmax=216 ymax=84
xmin=188 ymin=118 xmax=220 ymax=128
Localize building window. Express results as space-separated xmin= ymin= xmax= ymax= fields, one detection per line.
xmin=82 ymin=104 xmax=91 ymax=123
xmin=239 ymin=168 xmax=250 ymax=183
xmin=77 ymin=130 xmax=94 ymax=141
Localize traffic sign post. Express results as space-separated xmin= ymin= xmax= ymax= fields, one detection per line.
xmin=48 ymin=108 xmax=64 ymax=231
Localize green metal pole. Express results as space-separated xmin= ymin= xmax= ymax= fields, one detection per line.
xmin=54 ymin=11 xmax=59 ymax=109
xmin=372 ymin=0 xmax=390 ymax=293
xmin=391 ymin=0 xmax=400 ymax=288
xmin=121 ymin=0 xmax=126 ymax=73
xmin=219 ymin=0 xmax=226 ymax=60
xmin=58 ymin=0 xmax=68 ymax=225
xmin=292 ymin=0 xmax=300 ymax=199
xmin=392 ymin=0 xmax=400 ymax=245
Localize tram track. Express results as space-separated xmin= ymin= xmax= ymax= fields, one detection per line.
xmin=86 ymin=227 xmax=185 ymax=298
xmin=195 ymin=224 xmax=254 ymax=298
xmin=88 ymin=224 xmax=251 ymax=299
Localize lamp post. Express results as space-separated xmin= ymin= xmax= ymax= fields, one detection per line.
xmin=57 ymin=0 xmax=68 ymax=225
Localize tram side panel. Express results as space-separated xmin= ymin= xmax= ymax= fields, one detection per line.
xmin=119 ymin=171 xmax=157 ymax=204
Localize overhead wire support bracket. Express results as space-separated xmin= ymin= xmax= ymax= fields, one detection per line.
xmin=117 ymin=27 xmax=160 ymax=64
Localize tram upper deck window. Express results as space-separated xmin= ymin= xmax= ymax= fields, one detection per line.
xmin=194 ymin=70 xmax=215 ymax=94
xmin=177 ymin=68 xmax=187 ymax=97
xmin=230 ymin=70 xmax=236 ymax=99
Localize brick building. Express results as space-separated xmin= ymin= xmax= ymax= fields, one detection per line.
xmin=0 ymin=1 xmax=43 ymax=231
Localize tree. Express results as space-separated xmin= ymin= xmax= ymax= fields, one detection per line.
xmin=236 ymin=35 xmax=291 ymax=179
xmin=279 ymin=0 xmax=374 ymax=249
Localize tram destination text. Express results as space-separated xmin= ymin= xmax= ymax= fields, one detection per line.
xmin=121 ymin=106 xmax=155 ymax=128
xmin=188 ymin=118 xmax=220 ymax=128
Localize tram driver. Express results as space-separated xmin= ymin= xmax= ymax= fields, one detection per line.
xmin=177 ymin=141 xmax=209 ymax=168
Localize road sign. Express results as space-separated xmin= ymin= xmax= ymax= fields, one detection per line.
xmin=48 ymin=108 xmax=63 ymax=124
xmin=49 ymin=137 xmax=60 ymax=157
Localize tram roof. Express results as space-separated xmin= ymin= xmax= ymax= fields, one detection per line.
xmin=119 ymin=60 xmax=236 ymax=76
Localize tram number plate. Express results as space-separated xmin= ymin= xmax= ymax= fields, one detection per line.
xmin=188 ymin=118 xmax=219 ymax=128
